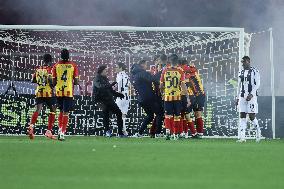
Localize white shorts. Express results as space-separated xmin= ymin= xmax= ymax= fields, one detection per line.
xmin=238 ymin=96 xmax=258 ymax=114
xmin=116 ymin=99 xmax=130 ymax=115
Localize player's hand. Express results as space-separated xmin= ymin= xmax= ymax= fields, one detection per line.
xmin=111 ymin=82 xmax=118 ymax=87
xmin=246 ymin=94 xmax=253 ymax=101
xmin=187 ymin=98 xmax=191 ymax=107
xmin=235 ymin=98 xmax=239 ymax=107
xmin=117 ymin=93 xmax=125 ymax=99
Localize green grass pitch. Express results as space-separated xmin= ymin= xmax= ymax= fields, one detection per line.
xmin=0 ymin=136 xmax=283 ymax=189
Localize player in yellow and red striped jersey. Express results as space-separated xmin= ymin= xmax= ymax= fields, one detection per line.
xmin=28 ymin=54 xmax=57 ymax=140
xmin=187 ymin=62 xmax=206 ymax=137
xmin=52 ymin=49 xmax=79 ymax=141
xmin=160 ymin=54 xmax=190 ymax=140
xmin=179 ymin=59 xmax=200 ymax=138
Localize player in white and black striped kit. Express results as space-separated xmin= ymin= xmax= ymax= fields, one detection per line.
xmin=115 ymin=62 xmax=130 ymax=136
xmin=236 ymin=56 xmax=261 ymax=142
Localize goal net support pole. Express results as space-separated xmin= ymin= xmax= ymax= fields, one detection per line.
xmin=269 ymin=28 xmax=275 ymax=139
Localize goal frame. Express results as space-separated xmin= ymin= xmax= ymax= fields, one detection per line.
xmin=0 ymin=24 xmax=246 ymax=74
xmin=1 ymin=25 xmax=258 ymax=137
xmin=0 ymin=26 xmax=245 ymax=60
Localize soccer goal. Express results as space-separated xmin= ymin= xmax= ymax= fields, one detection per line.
xmin=0 ymin=25 xmax=273 ymax=138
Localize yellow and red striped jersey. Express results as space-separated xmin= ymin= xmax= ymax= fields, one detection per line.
xmin=52 ymin=61 xmax=79 ymax=97
xmin=160 ymin=66 xmax=185 ymax=101
xmin=33 ymin=66 xmax=53 ymax=98
xmin=183 ymin=65 xmax=205 ymax=96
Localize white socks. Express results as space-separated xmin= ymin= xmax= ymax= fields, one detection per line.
xmin=251 ymin=118 xmax=261 ymax=140
xmin=251 ymin=118 xmax=259 ymax=128
xmin=122 ymin=117 xmax=127 ymax=135
xmin=238 ymin=117 xmax=261 ymax=142
xmin=239 ymin=118 xmax=247 ymax=140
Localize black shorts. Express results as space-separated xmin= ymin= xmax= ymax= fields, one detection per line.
xmin=164 ymin=100 xmax=182 ymax=117
xmin=193 ymin=94 xmax=205 ymax=111
xmin=181 ymin=95 xmax=187 ymax=113
xmin=57 ymin=97 xmax=75 ymax=112
xmin=35 ymin=97 xmax=57 ymax=109
xmin=181 ymin=95 xmax=196 ymax=113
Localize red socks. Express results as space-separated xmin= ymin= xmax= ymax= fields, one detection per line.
xmin=183 ymin=119 xmax=189 ymax=133
xmin=173 ymin=117 xmax=181 ymax=135
xmin=47 ymin=112 xmax=56 ymax=131
xmin=165 ymin=116 xmax=183 ymax=135
xmin=188 ymin=121 xmax=197 ymax=136
xmin=164 ymin=117 xmax=171 ymax=130
xmin=30 ymin=112 xmax=39 ymax=125
xmin=58 ymin=112 xmax=63 ymax=131
xmin=178 ymin=120 xmax=184 ymax=134
xmin=196 ymin=117 xmax=204 ymax=134
xmin=164 ymin=117 xmax=174 ymax=134
xmin=58 ymin=112 xmax=69 ymax=134
xmin=62 ymin=115 xmax=69 ymax=134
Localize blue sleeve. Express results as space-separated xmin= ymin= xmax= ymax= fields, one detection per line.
xmin=135 ymin=70 xmax=156 ymax=83
xmin=153 ymin=71 xmax=162 ymax=83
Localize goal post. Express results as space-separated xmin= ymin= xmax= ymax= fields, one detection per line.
xmin=0 ymin=25 xmax=250 ymax=137
xmin=0 ymin=25 xmax=245 ymax=32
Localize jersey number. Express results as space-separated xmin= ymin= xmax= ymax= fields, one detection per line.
xmin=61 ymin=70 xmax=68 ymax=82
xmin=165 ymin=76 xmax=179 ymax=88
xmin=38 ymin=73 xmax=47 ymax=86
xmin=121 ymin=78 xmax=129 ymax=92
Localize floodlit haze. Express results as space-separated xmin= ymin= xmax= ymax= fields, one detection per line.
xmin=0 ymin=0 xmax=283 ymax=95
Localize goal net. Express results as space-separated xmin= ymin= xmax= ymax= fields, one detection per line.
xmin=0 ymin=26 xmax=246 ymax=137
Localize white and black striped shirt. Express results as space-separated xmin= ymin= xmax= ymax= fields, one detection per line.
xmin=237 ymin=67 xmax=260 ymax=98
xmin=116 ymin=71 xmax=130 ymax=100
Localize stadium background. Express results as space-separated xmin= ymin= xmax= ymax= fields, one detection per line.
xmin=0 ymin=0 xmax=283 ymax=138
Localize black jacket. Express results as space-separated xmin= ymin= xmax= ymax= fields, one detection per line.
xmin=93 ymin=74 xmax=121 ymax=103
xmin=130 ymin=64 xmax=159 ymax=103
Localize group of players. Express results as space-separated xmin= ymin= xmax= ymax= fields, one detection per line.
xmin=28 ymin=48 xmax=261 ymax=142
xmin=127 ymin=54 xmax=206 ymax=140
xmin=159 ymin=54 xmax=206 ymax=140
xmin=28 ymin=49 xmax=79 ymax=141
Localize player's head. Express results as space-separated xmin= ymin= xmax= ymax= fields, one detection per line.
xmin=180 ymin=59 xmax=188 ymax=66
xmin=61 ymin=49 xmax=69 ymax=61
xmin=154 ymin=54 xmax=167 ymax=71
xmin=241 ymin=56 xmax=250 ymax=69
xmin=159 ymin=54 xmax=168 ymax=68
xmin=160 ymin=54 xmax=167 ymax=64
xmin=43 ymin=53 xmax=52 ymax=66
xmin=168 ymin=54 xmax=179 ymax=66
xmin=153 ymin=55 xmax=160 ymax=64
xmin=116 ymin=62 xmax=127 ymax=73
xmin=97 ymin=65 xmax=108 ymax=76
xmin=138 ymin=59 xmax=147 ymax=70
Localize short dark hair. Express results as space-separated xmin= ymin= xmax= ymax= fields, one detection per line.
xmin=97 ymin=65 xmax=107 ymax=74
xmin=43 ymin=54 xmax=52 ymax=64
xmin=61 ymin=49 xmax=69 ymax=61
xmin=242 ymin=56 xmax=250 ymax=61
xmin=160 ymin=54 xmax=167 ymax=62
xmin=180 ymin=59 xmax=188 ymax=65
xmin=168 ymin=54 xmax=179 ymax=65
xmin=117 ymin=62 xmax=127 ymax=71
xmin=138 ymin=59 xmax=147 ymax=65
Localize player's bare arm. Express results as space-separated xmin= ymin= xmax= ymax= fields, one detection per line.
xmin=32 ymin=73 xmax=37 ymax=83
xmin=74 ymin=77 xmax=79 ymax=85
xmin=181 ymin=82 xmax=190 ymax=107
